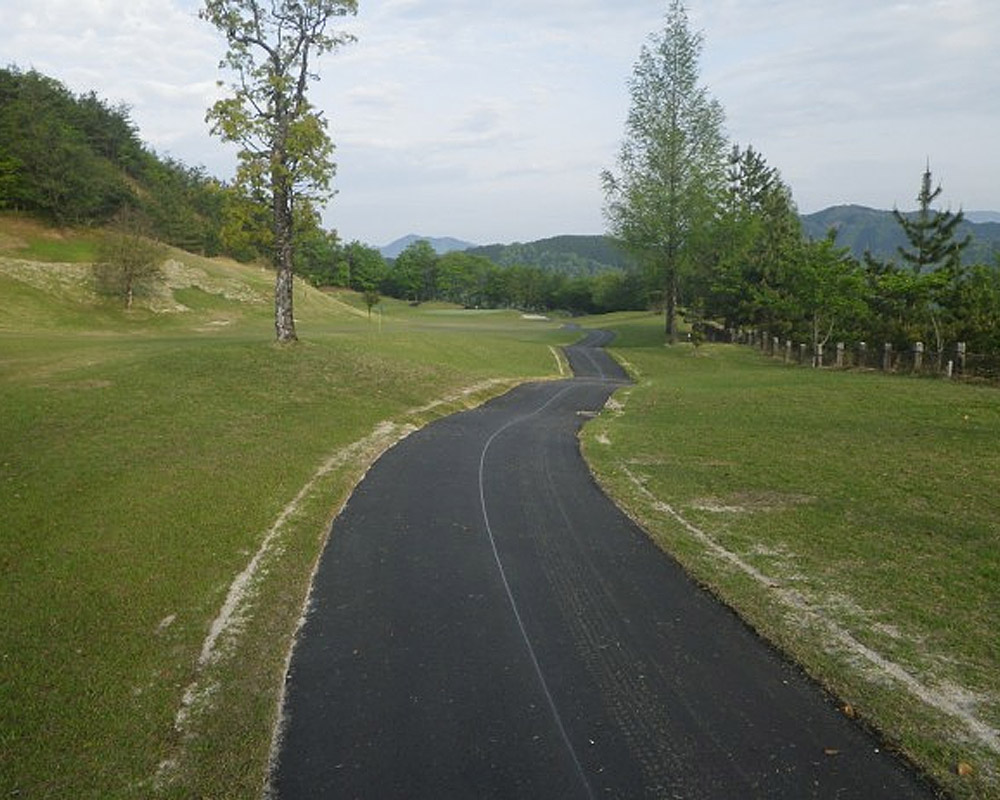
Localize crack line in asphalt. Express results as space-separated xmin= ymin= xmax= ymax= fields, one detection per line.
xmin=477 ymin=381 xmax=595 ymax=800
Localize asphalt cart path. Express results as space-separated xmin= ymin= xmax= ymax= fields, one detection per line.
xmin=270 ymin=331 xmax=935 ymax=799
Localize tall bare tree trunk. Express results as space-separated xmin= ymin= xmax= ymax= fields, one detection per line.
xmin=273 ymin=170 xmax=297 ymax=343
xmin=275 ymin=263 xmax=296 ymax=342
xmin=665 ymin=268 xmax=678 ymax=344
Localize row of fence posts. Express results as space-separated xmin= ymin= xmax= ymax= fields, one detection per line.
xmin=735 ymin=330 xmax=969 ymax=378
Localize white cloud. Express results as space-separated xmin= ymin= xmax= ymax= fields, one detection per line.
xmin=693 ymin=0 xmax=1000 ymax=214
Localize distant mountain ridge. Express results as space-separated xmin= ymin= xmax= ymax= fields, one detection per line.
xmin=800 ymin=205 xmax=1000 ymax=265
xmin=378 ymin=234 xmax=637 ymax=278
xmin=965 ymin=211 xmax=1000 ymax=224
xmin=378 ymin=206 xmax=1000 ymax=273
xmin=379 ymin=234 xmax=476 ymax=259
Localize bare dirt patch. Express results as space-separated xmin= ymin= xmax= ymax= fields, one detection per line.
xmin=160 ymin=259 xmax=269 ymax=309
xmin=691 ymin=491 xmax=814 ymax=514
xmin=0 ymin=257 xmax=92 ymax=298
xmin=0 ymin=231 xmax=28 ymax=252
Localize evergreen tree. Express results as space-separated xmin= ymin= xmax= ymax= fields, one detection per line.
xmin=704 ymin=144 xmax=800 ymax=334
xmin=892 ymin=164 xmax=971 ymax=353
xmin=893 ymin=163 xmax=970 ymax=275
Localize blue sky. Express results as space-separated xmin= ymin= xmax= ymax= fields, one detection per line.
xmin=2 ymin=0 xmax=998 ymax=246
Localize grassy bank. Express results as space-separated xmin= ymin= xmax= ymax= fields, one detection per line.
xmin=581 ymin=313 xmax=999 ymax=798
xmin=0 ymin=230 xmax=572 ymax=797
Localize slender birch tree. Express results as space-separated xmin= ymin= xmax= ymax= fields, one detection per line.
xmin=603 ymin=0 xmax=727 ymax=342
xmin=201 ymin=0 xmax=357 ymax=342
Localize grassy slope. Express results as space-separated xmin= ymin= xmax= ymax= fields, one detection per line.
xmin=0 ymin=219 xmax=573 ymax=797
xmin=581 ymin=313 xmax=999 ymax=799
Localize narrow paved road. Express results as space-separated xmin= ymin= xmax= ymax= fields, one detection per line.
xmin=270 ymin=331 xmax=936 ymax=799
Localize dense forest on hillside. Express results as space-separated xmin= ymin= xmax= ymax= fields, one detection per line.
xmin=372 ymin=239 xmax=645 ymax=315
xmin=436 ymin=216 xmax=1000 ymax=277
xmin=0 ymin=66 xmax=344 ymax=269
xmin=466 ymin=235 xmax=637 ymax=276
xmin=0 ymin=67 xmax=227 ymax=253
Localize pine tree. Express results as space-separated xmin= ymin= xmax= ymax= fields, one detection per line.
xmin=891 ymin=164 xmax=971 ymax=354
xmin=893 ymin=163 xmax=970 ymax=275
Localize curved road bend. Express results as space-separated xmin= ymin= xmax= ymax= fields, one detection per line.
xmin=270 ymin=331 xmax=935 ymax=799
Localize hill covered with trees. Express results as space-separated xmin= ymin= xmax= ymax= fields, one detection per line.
xmin=0 ymin=66 xmax=348 ymax=270
xmin=379 ymin=234 xmax=475 ymax=259
xmin=0 ymin=67 xmax=227 ymax=253
xmin=0 ymin=65 xmax=352 ymax=279
xmin=800 ymin=205 xmax=1000 ymax=266
xmin=466 ymin=235 xmax=638 ymax=276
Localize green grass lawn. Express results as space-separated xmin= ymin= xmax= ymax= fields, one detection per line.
xmin=0 ymin=245 xmax=573 ymax=798
xmin=582 ymin=313 xmax=1000 ymax=798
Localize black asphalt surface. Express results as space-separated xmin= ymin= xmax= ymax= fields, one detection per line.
xmin=270 ymin=330 xmax=936 ymax=799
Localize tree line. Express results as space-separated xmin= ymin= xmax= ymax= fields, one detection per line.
xmin=694 ymin=151 xmax=1000 ymax=355
xmin=603 ymin=0 xmax=1000 ymax=356
xmin=296 ymin=237 xmax=648 ymax=316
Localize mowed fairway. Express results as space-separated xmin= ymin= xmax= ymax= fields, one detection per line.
xmin=0 ymin=234 xmax=573 ymax=798
xmin=581 ymin=313 xmax=1000 ymax=799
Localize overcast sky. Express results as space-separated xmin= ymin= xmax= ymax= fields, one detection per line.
xmin=2 ymin=0 xmax=998 ymax=246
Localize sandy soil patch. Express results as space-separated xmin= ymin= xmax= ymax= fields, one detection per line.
xmin=691 ymin=491 xmax=814 ymax=514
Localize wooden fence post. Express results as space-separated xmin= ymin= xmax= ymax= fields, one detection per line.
xmin=836 ymin=342 xmax=845 ymax=368
xmin=859 ymin=341 xmax=867 ymax=368
xmin=883 ymin=342 xmax=893 ymax=371
xmin=799 ymin=343 xmax=807 ymax=364
xmin=785 ymin=340 xmax=792 ymax=363
xmin=914 ymin=341 xmax=924 ymax=372
xmin=957 ymin=342 xmax=967 ymax=375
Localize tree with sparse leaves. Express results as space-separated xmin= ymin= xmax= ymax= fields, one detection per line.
xmin=92 ymin=209 xmax=167 ymax=309
xmin=201 ymin=0 xmax=357 ymax=342
xmin=603 ymin=0 xmax=727 ymax=342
